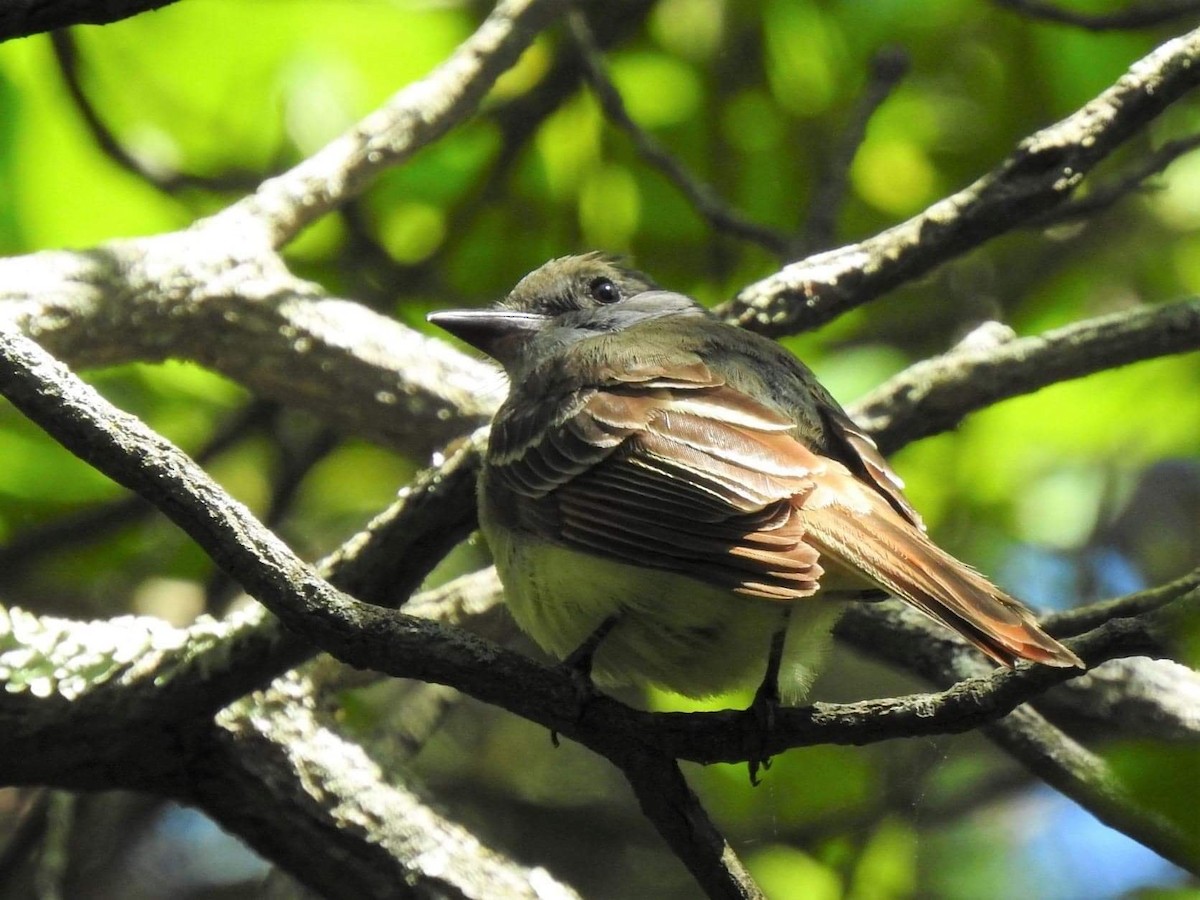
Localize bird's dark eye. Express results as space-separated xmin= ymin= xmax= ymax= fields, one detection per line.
xmin=589 ymin=276 xmax=621 ymax=304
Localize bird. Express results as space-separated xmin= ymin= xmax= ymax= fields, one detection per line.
xmin=428 ymin=253 xmax=1083 ymax=714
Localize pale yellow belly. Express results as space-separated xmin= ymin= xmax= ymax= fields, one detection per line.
xmin=483 ymin=518 xmax=841 ymax=704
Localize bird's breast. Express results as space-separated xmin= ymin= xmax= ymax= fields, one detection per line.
xmin=479 ymin=487 xmax=836 ymax=702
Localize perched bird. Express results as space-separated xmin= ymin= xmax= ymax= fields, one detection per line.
xmin=429 ymin=253 xmax=1083 ymax=709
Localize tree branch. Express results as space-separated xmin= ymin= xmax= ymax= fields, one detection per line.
xmin=796 ymin=46 xmax=910 ymax=255
xmin=193 ymin=671 xmax=579 ymax=900
xmin=837 ymin=586 xmax=1200 ymax=874
xmin=0 ymin=245 xmax=499 ymax=458
xmin=218 ymin=0 xmax=562 ymax=247
xmin=0 ymin=0 xmax=183 ymax=43
xmin=617 ymin=753 xmax=763 ymax=900
xmin=1035 ymin=133 xmax=1200 ymax=224
xmin=48 ymin=30 xmax=263 ymax=195
xmin=987 ymin=703 xmax=1199 ymax=871
xmin=851 ymin=298 xmax=1200 ymax=454
xmin=1046 ymin=657 xmax=1200 ymax=741
xmin=992 ymin=0 xmax=1200 ymax=31
xmin=719 ymin=25 xmax=1200 ymax=335
xmin=567 ymin=10 xmax=790 ymax=256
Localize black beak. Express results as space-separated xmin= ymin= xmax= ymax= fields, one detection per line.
xmin=427 ymin=309 xmax=548 ymax=362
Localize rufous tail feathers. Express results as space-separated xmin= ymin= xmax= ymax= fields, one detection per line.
xmin=800 ymin=473 xmax=1084 ymax=669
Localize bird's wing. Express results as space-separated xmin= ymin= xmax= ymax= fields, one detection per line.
xmin=818 ymin=404 xmax=924 ymax=529
xmin=489 ymin=361 xmax=825 ymax=599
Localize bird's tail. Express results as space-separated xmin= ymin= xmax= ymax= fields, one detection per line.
xmin=800 ymin=478 xmax=1083 ymax=669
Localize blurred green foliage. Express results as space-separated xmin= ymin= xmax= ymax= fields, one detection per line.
xmin=0 ymin=0 xmax=1198 ymax=897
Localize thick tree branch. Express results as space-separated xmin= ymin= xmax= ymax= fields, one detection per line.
xmin=193 ymin=672 xmax=578 ymax=900
xmin=1047 ymin=657 xmax=1200 ymax=741
xmin=0 ymin=244 xmax=499 ymax=457
xmin=2 ymin=568 xmax=1190 ymax=816
xmin=852 ymin=298 xmax=1200 ymax=453
xmin=0 ymin=553 xmax=540 ymax=896
xmin=719 ymin=25 xmax=1200 ymax=335
xmin=217 ymin=0 xmax=561 ymax=247
xmin=986 ymin=703 xmax=1199 ymax=873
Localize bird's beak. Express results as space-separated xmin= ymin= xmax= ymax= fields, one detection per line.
xmin=427 ymin=309 xmax=548 ymax=362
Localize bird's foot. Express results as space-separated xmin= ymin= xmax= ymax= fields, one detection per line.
xmin=745 ymin=678 xmax=780 ymax=786
xmin=550 ymin=616 xmax=618 ymax=747
xmin=550 ymin=663 xmax=600 ymax=748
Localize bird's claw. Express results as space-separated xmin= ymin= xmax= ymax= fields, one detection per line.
xmin=746 ymin=678 xmax=780 ymax=786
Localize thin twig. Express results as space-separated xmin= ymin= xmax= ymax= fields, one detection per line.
xmin=797 ymin=46 xmax=910 ymax=254
xmin=1036 ymin=133 xmax=1200 ymax=224
xmin=0 ymin=399 xmax=278 ymax=578
xmin=49 ymin=30 xmax=263 ymax=195
xmin=992 ymin=0 xmax=1200 ymax=31
xmin=567 ymin=9 xmax=790 ymax=256
xmin=1042 ymin=565 xmax=1200 ymax=634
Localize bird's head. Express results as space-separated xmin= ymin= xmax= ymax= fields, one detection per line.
xmin=428 ymin=253 xmax=702 ymax=372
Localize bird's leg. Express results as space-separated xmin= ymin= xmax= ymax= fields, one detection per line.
xmin=746 ymin=615 xmax=789 ymax=786
xmin=550 ymin=614 xmax=619 ymax=747
xmin=562 ymin=614 xmax=619 ymax=677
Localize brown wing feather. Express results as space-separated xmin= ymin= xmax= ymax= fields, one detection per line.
xmin=487 ymin=353 xmax=725 ymax=491
xmin=491 ymin=381 xmax=826 ymax=598
xmin=819 ymin=405 xmax=924 ymax=528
